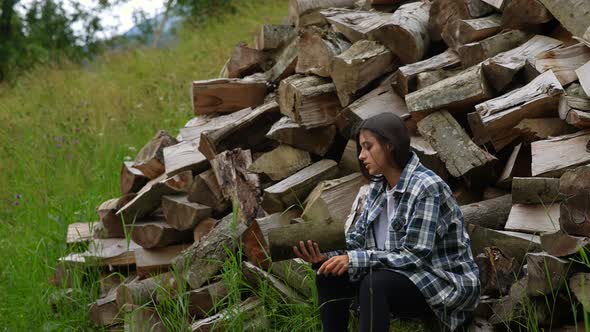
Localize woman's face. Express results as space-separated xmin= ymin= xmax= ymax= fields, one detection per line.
xmin=358 ymin=130 xmax=391 ymax=176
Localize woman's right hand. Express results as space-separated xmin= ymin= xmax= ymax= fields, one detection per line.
xmin=293 ymin=240 xmax=327 ymax=264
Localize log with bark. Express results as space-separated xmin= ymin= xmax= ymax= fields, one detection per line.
xmin=255 ymin=24 xmax=297 ymax=50
xmin=124 ymin=306 xmax=167 ymax=332
xmin=504 ymin=203 xmax=560 ymax=233
xmin=288 ymin=0 xmax=357 ymax=27
xmin=188 ymin=169 xmax=229 ymax=216
xmin=501 ymin=0 xmax=553 ymax=29
xmin=531 ymin=129 xmax=590 ymax=177
xmin=133 ymin=130 xmax=178 ymax=179
xmin=540 ymin=230 xmax=590 ymax=257
xmin=241 ymin=219 xmax=270 ymax=269
xmin=559 ymin=84 xmax=590 ymax=128
xmin=475 ymin=246 xmax=519 ymax=296
xmin=264 ymin=36 xmax=299 ymax=83
xmin=247 ymin=145 xmax=311 ymax=181
xmin=512 ymin=177 xmax=562 ymax=205
xmin=191 ymin=297 xmax=266 ymax=332
xmin=537 ymin=0 xmax=590 ymax=38
xmin=121 ymin=161 xmax=149 ymax=195
xmin=428 ymin=0 xmax=494 ymax=41
xmin=242 ymin=261 xmax=306 ymax=304
xmin=417 ymin=110 xmax=499 ymax=187
xmin=461 ymin=194 xmax=512 ymax=230
xmin=526 ymin=252 xmax=573 ymax=296
xmin=410 ymin=135 xmax=449 ymax=180
xmin=191 ymin=78 xmax=267 ymax=115
xmin=128 ymin=220 xmax=193 ymax=249
xmin=266 ymin=116 xmax=337 ymax=156
xmin=529 ymin=43 xmax=590 ymax=86
xmin=261 ymin=159 xmax=339 ymax=213
xmin=296 ymin=26 xmax=350 ymax=77
xmin=187 ymin=280 xmax=228 ymax=318
xmin=89 ymin=288 xmax=121 ymax=327
xmin=162 ymin=194 xmax=212 ymax=231
xmin=270 ymin=258 xmax=313 ymax=298
xmin=135 ymin=244 xmax=191 ymax=278
xmin=415 ymin=67 xmax=463 ymax=90
xmin=394 ymin=49 xmax=461 ymax=96
xmin=320 ymin=8 xmax=386 ymax=43
xmin=442 ymin=14 xmax=502 ymax=49
xmin=559 ymin=165 xmax=590 ymax=237
xmin=338 ymin=139 xmax=362 ymax=175
xmin=467 ymin=224 xmax=542 ymax=266
xmin=458 ymin=30 xmax=532 ymax=68
xmin=225 ymin=42 xmax=270 ymax=78
xmin=193 ymin=218 xmax=217 ymax=244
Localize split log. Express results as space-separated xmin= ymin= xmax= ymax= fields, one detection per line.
xmin=577 ymin=61 xmax=590 ymax=97
xmin=187 ymin=280 xmax=228 ymax=318
xmin=496 ymin=143 xmax=531 ymax=188
xmin=270 ymin=259 xmax=313 ymax=298
xmin=368 ymin=1 xmax=431 ymax=64
xmin=559 ymin=166 xmax=590 ymax=237
xmin=188 ymin=169 xmax=229 ymax=216
xmin=468 ymin=70 xmax=564 ymax=150
xmin=278 ymin=75 xmax=341 ymax=128
xmin=530 ymin=43 xmax=590 ymax=86
xmin=504 ymin=203 xmax=560 ymax=233
xmin=247 ymin=145 xmax=311 ymax=181
xmin=442 ymin=14 xmax=502 ymax=49
xmin=526 ymin=252 xmax=573 ymax=296
xmin=480 ymin=0 xmax=507 ymax=10
xmin=66 ymin=222 xmax=93 ymax=244
xmin=559 ymin=84 xmax=590 ymax=128
xmin=569 ymin=273 xmax=590 ymax=310
xmin=117 ymin=171 xmax=193 ymax=223
xmin=211 ymin=149 xmax=261 ymax=225
xmin=320 ymin=8 xmax=388 ymax=43
xmin=513 ymin=117 xmax=577 ymax=139
xmin=475 ymin=246 xmax=519 ymax=296
xmin=461 ymin=194 xmax=512 ymax=230
xmin=226 ymin=42 xmax=269 ymax=78
xmin=78 ymin=238 xmax=142 ymax=267
xmin=296 ymin=27 xmax=350 ymax=77
xmin=199 ymin=101 xmax=282 ymax=160
xmin=540 ymin=230 xmax=590 ymax=257
xmin=501 ymin=0 xmax=553 ymax=29
xmin=124 ymin=306 xmax=167 ymax=332
xmin=406 ymin=64 xmax=494 ymax=120
xmin=537 ymin=0 xmax=590 ymax=38
xmin=337 ymin=74 xmax=412 ymax=139
xmin=241 ymin=219 xmax=271 ymax=269
xmin=410 ymin=135 xmax=449 ymax=180
xmin=467 ymin=224 xmax=542 ymax=266
xmin=193 ymin=218 xmax=217 ymax=243
xmin=512 ymin=177 xmax=562 ymax=205
xmin=264 ymin=36 xmax=299 ymax=83
xmin=266 ymin=116 xmax=336 ymax=156
xmin=242 ymin=261 xmax=306 ymax=303
xmin=417 ymin=110 xmax=498 ymax=187
xmin=89 ymin=290 xmax=121 ymax=327
xmin=458 ymin=30 xmax=532 ymax=68
xmin=261 ymin=159 xmax=339 ymax=214
xmin=191 ymin=297 xmax=265 ymax=332
xmin=338 ymin=139 xmax=361 ymax=175
xmin=482 ymin=35 xmax=562 ymax=92
xmin=128 ymin=221 xmax=193 ymax=249
xmin=191 ymin=78 xmax=267 ymax=115
xmin=256 ymin=209 xmax=302 ymax=249
xmin=302 ymin=173 xmax=366 ymax=224
xmin=268 ymin=219 xmax=346 ymax=261
xmin=163 ymin=140 xmax=209 ymax=177
xmin=394 ymin=49 xmax=461 ymax=96
xmin=175 ymin=213 xmax=248 ymax=289
xmin=255 ymin=24 xmax=297 ymax=50
xmin=330 ymin=39 xmax=395 ymax=107
xmin=133 ymin=130 xmax=178 ymax=179
xmin=121 ymin=161 xmax=149 ymax=195
xmin=415 ymin=68 xmax=462 ymax=90
xmin=288 ymin=0 xmax=356 ymax=27
xmin=162 ymin=195 xmax=212 ymax=231
xmin=179 ymin=107 xmax=251 ymax=141
xmin=531 ymin=129 xmax=590 ymax=177
xmin=135 ymin=244 xmax=191 ymax=278
xmin=429 ymin=0 xmax=494 ymax=41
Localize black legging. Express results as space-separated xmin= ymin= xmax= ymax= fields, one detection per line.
xmin=315 ymin=269 xmax=433 ymax=332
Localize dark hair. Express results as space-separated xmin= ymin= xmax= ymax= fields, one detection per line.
xmin=355 ymin=112 xmax=411 ymax=182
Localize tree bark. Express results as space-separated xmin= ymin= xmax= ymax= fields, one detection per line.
xmin=242 ymin=261 xmax=306 ymax=303
xmin=394 ymin=49 xmax=460 ymax=96
xmin=461 ymin=194 xmax=512 ymax=230
xmin=187 ymin=280 xmax=228 ymax=318
xmin=526 ymin=252 xmax=573 ymax=296
xmin=475 ymin=246 xmax=519 ymax=297
xmin=320 ymin=8 xmax=388 ymax=43
xmin=511 ymin=177 xmax=562 ymax=205
xmin=442 ymin=14 xmax=501 ymax=49
xmin=501 ymin=0 xmax=553 ymax=29
xmin=247 ymin=145 xmax=311 ymax=181
xmin=458 ymin=30 xmax=531 ymax=68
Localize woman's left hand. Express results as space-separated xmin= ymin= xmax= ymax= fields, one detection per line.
xmin=318 ymin=254 xmax=349 ymax=276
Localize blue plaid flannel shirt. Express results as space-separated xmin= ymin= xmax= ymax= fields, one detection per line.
xmin=332 ymin=151 xmax=480 ymax=331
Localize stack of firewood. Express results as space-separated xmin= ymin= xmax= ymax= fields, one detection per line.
xmin=50 ymin=0 xmax=590 ymax=330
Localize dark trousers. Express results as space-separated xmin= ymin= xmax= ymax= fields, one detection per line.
xmin=315 ymin=269 xmax=433 ymax=332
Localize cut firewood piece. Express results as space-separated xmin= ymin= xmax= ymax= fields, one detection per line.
xmin=531 ymin=129 xmax=590 ymax=177
xmin=193 ymin=218 xmax=217 ymax=244
xmin=162 ymin=195 xmax=212 ymax=231
xmin=468 ymin=70 xmax=564 ymax=150
xmin=287 ymin=0 xmax=357 ymax=27
xmin=406 ymin=64 xmax=494 ymax=120
xmin=569 ymin=273 xmax=590 ymax=310
xmin=261 ymin=159 xmax=339 ymax=214
xmin=577 ymin=61 xmax=590 ymax=97
xmin=191 ymin=297 xmax=265 ymax=332
xmin=211 ymin=149 xmax=261 ymax=225
xmin=559 ymin=166 xmax=590 ymax=237
xmin=410 ymin=135 xmax=449 ymax=180
xmin=255 ymin=209 xmax=302 ymax=251
xmin=175 ymin=213 xmax=248 ymax=289
xmin=188 ymin=169 xmax=229 ymax=215
xmin=187 ymin=280 xmax=228 ymax=318
xmin=482 ymin=35 xmax=562 ymax=92
xmin=417 ymin=110 xmax=498 ymax=187
xmin=415 ymin=68 xmax=462 ymax=90
xmin=559 ymin=83 xmax=590 ymax=128
xmin=560 ymin=165 xmax=590 ymax=196
xmin=191 ymin=78 xmax=267 ymax=115
xmin=271 ymin=259 xmax=313 ymax=298
xmin=124 ymin=306 xmax=167 ymax=332
xmin=331 ymin=39 xmax=395 ymax=107
xmin=458 ymin=30 xmax=532 ymax=68
xmin=526 ymin=252 xmax=573 ymax=296
xmin=163 ymin=140 xmax=209 ymax=178
xmin=504 ymin=203 xmax=560 ymax=234
xmin=489 ymin=278 xmax=529 ymax=325
xmin=514 ymin=117 xmax=578 ymax=139
xmin=512 ymin=177 xmax=562 ymax=205
xmin=133 ymin=130 xmax=178 ymax=179
xmin=180 ymin=108 xmax=252 ymax=142
xmin=226 ymin=42 xmax=269 ymax=78
xmin=461 ymin=194 xmax=512 ymax=230
xmin=247 ymin=145 xmax=311 ymax=181
xmin=242 ymin=261 xmax=306 ymax=304
xmin=266 ymin=116 xmax=336 ymax=156
xmin=302 ymin=173 xmax=365 ymax=225
xmin=135 ymin=244 xmax=191 ymax=278
xmin=265 ymin=36 xmax=299 ymax=83
xmin=320 ymin=8 xmax=388 ymax=43
xmin=128 ymin=221 xmax=193 ymax=249
xmin=121 ymin=161 xmax=149 ymax=195
xmin=117 ymin=171 xmax=193 ymax=223
xmin=537 ymin=0 xmax=590 ymax=38
xmin=442 ymin=14 xmax=501 ymax=49
xmin=278 ymin=75 xmax=341 ymax=128
xmin=530 ymin=43 xmax=590 ymax=86
xmin=480 ymin=0 xmax=507 ymax=10
xmin=256 ymin=24 xmax=297 ymax=50
xmin=268 ymin=219 xmax=347 ymax=261
xmin=501 ymin=0 xmax=553 ymax=29
xmin=496 ymin=143 xmax=531 ymax=189
xmin=296 ymin=27 xmax=350 ymax=77
xmin=76 ymin=238 xmax=142 ymax=267
xmin=90 ymin=291 xmax=121 ymax=327
xmin=66 ymin=222 xmax=93 ymax=244
xmin=337 ymin=74 xmax=412 ymax=138
xmin=394 ymin=49 xmax=461 ymax=96
xmin=475 ymin=246 xmax=519 ymax=296
xmin=467 ymin=224 xmax=542 ymax=266
xmin=540 ymin=230 xmax=590 ymax=257
xmin=199 ymin=101 xmax=282 ymax=160
xmin=429 ymin=0 xmax=494 ymax=42
xmin=241 ymin=219 xmax=270 ymax=269
xmin=338 ymin=140 xmax=361 ymax=175
xmin=367 ymin=1 xmax=431 ymax=64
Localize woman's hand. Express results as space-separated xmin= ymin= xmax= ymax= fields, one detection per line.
xmin=318 ymin=255 xmax=349 ymax=276
xmin=293 ymin=240 xmax=327 ymax=264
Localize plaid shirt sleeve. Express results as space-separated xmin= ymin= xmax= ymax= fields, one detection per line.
xmin=347 ymin=192 xmax=440 ymax=276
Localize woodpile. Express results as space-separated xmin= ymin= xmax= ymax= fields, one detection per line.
xmin=53 ymin=0 xmax=590 ymax=330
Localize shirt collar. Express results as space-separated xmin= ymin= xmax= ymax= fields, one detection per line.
xmin=393 ymin=151 xmax=420 ymax=194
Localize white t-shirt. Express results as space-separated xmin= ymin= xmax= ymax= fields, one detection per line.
xmin=373 ymin=185 xmax=396 ymax=249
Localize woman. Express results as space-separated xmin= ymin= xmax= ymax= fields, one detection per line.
xmin=293 ymin=112 xmax=480 ymax=332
